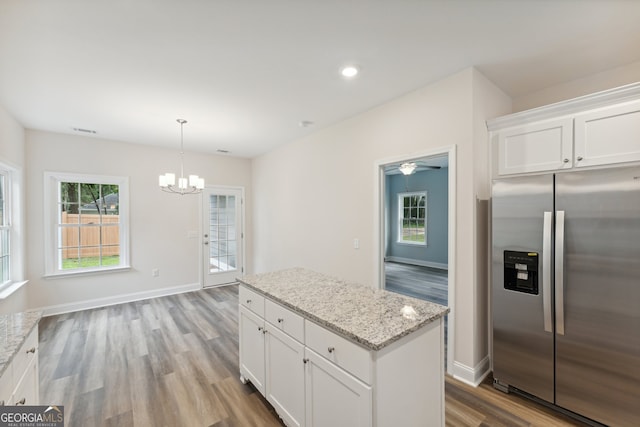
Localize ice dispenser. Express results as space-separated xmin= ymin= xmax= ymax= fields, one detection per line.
xmin=503 ymin=250 xmax=539 ymax=294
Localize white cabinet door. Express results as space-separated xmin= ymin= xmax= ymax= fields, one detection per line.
xmin=265 ymin=325 xmax=305 ymax=427
xmin=0 ymin=366 xmax=12 ymax=406
xmin=304 ymin=348 xmax=372 ymax=427
xmin=574 ymin=99 xmax=640 ymax=168
xmin=497 ymin=118 xmax=573 ymax=175
xmin=12 ymin=356 xmax=38 ymax=406
xmin=239 ymin=306 xmax=266 ymax=394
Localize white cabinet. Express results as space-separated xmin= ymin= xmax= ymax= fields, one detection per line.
xmin=496 ymin=118 xmax=573 ymax=175
xmin=304 ymin=347 xmax=372 ymax=427
xmin=489 ymin=83 xmax=640 ymax=177
xmin=0 ymin=325 xmax=39 ymax=407
xmin=240 ymin=295 xmax=305 ymax=426
xmin=574 ymin=99 xmax=640 ymax=168
xmin=265 ymin=325 xmax=305 ymax=427
xmin=239 ymin=306 xmax=266 ymax=395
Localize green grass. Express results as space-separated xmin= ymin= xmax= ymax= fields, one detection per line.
xmin=402 ymin=234 xmax=425 ymax=243
xmin=62 ymin=255 xmax=120 ymax=269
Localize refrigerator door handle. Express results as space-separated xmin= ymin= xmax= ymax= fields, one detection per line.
xmin=542 ymin=211 xmax=553 ymax=333
xmin=555 ymin=210 xmax=566 ymax=335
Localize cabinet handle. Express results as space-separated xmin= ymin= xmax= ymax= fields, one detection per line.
xmin=303 ymin=358 xmax=309 ymax=364
xmin=257 ymin=326 xmax=263 ymax=332
xmin=16 ymin=398 xmax=26 ymax=405
xmin=26 ymin=347 xmax=36 ymax=354
xmin=563 ymin=158 xmax=570 ymax=163
xmin=577 ymin=156 xmax=583 ymax=161
xmin=246 ymin=299 xmax=252 ymax=304
xmin=262 ymin=329 xmax=267 ymax=335
xmin=328 ymin=346 xmax=335 ymax=353
xmin=277 ymin=318 xmax=284 ymax=323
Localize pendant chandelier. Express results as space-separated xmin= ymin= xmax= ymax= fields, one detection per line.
xmin=158 ymin=119 xmax=205 ymax=195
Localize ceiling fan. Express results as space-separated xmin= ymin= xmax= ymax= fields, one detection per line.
xmin=397 ymin=161 xmax=441 ymax=175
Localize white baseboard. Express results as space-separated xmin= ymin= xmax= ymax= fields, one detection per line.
xmin=385 ymin=256 xmax=448 ymax=271
xmin=451 ymin=356 xmax=491 ymax=387
xmin=38 ymin=282 xmax=202 ymax=317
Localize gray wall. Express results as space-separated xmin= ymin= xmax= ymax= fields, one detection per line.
xmin=386 ymin=168 xmax=448 ymax=266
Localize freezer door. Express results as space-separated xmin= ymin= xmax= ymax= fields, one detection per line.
xmin=555 ymin=167 xmax=640 ymax=427
xmin=492 ymin=174 xmax=554 ymax=402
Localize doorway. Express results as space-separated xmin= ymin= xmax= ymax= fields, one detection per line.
xmin=202 ymin=187 xmax=244 ymax=287
xmin=374 ymin=146 xmax=456 ymax=373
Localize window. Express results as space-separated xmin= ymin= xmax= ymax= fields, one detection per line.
xmin=44 ymin=173 xmax=129 ymax=276
xmin=0 ymin=167 xmax=10 ymax=286
xmin=398 ymin=192 xmax=427 ymax=245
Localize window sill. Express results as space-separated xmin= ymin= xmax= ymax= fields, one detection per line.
xmin=43 ymin=265 xmax=131 ymax=279
xmin=397 ymin=241 xmax=427 ymax=247
xmin=0 ymin=280 xmax=29 ymax=300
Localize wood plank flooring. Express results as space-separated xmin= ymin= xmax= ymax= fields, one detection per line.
xmin=38 ymin=286 xmax=284 ymax=427
xmin=384 ymin=261 xmax=448 ymax=305
xmin=39 ymin=284 xmax=590 ymax=427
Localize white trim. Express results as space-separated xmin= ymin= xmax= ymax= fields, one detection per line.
xmin=486 ymin=81 xmax=640 ymax=131
xmin=37 ymin=282 xmax=201 ymax=317
xmin=201 ymin=185 xmax=246 ymax=288
xmin=42 ymin=265 xmax=131 ymax=279
xmin=0 ymin=280 xmax=28 ymax=300
xmin=373 ymin=144 xmax=456 ymax=376
xmin=451 ymin=356 xmax=491 ymax=387
xmin=385 ymin=256 xmax=447 ymax=271
xmin=43 ymin=172 xmax=130 ymax=277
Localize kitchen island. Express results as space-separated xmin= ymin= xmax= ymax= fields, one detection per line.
xmin=238 ymin=268 xmax=449 ymax=427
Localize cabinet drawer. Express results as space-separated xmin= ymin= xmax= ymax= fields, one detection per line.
xmin=265 ymin=299 xmax=304 ymax=342
xmin=305 ymin=320 xmax=371 ymax=384
xmin=12 ymin=328 xmax=38 ymax=385
xmin=239 ymin=285 xmax=265 ymax=317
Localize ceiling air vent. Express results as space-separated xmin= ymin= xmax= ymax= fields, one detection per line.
xmin=72 ymin=127 xmax=97 ymax=134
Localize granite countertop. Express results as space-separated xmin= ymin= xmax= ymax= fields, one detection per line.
xmin=0 ymin=311 xmax=43 ymax=378
xmin=238 ymin=268 xmax=449 ymax=351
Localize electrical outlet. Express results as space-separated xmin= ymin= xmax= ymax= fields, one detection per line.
xmin=353 ymin=238 xmax=360 ymax=249
xmin=152 ymin=269 xmax=159 ymax=277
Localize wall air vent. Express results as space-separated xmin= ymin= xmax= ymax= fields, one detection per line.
xmin=72 ymin=127 xmax=97 ymax=134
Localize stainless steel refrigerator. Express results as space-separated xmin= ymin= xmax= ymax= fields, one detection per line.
xmin=491 ymin=166 xmax=640 ymax=427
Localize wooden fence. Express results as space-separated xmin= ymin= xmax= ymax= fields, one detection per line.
xmin=61 ymin=213 xmax=120 ymax=258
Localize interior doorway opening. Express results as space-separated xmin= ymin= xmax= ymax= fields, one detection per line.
xmin=375 ymin=146 xmax=456 ymax=373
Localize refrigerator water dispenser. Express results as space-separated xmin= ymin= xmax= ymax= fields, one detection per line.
xmin=504 ymin=250 xmax=539 ymax=294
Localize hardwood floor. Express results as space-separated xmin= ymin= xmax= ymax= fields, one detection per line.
xmin=384 ymin=261 xmax=447 ymax=305
xmin=38 ymin=286 xmax=284 ymax=427
xmin=39 ymin=285 xmax=590 ymax=427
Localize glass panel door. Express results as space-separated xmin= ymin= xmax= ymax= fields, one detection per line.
xmin=203 ymin=187 xmax=243 ymax=287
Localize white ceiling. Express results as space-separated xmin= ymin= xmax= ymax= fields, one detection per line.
xmin=1 ymin=1 xmax=640 ymax=158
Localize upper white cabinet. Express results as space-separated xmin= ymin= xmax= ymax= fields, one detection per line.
xmin=574 ymin=99 xmax=640 ymax=168
xmin=497 ymin=118 xmax=573 ymax=175
xmin=489 ymin=83 xmax=640 ymax=177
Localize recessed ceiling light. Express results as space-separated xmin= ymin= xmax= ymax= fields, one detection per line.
xmin=340 ymin=65 xmax=359 ymax=78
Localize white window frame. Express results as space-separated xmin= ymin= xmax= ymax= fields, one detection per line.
xmin=44 ymin=172 xmax=130 ymax=277
xmin=397 ymin=191 xmax=427 ymax=246
xmin=0 ymin=160 xmax=27 ymax=298
xmin=0 ymin=165 xmax=12 ymax=289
